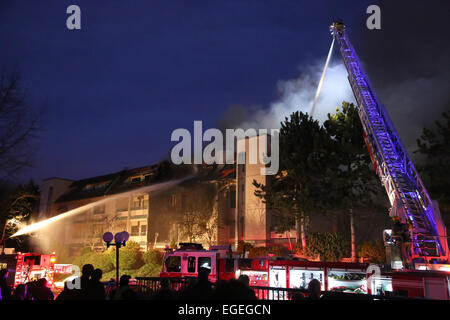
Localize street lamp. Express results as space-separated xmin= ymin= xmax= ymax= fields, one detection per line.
xmin=103 ymin=231 xmax=129 ymax=287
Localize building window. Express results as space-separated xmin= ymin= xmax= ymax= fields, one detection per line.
xmin=198 ymin=257 xmax=211 ymax=270
xmin=131 ymin=225 xmax=139 ymax=236
xmin=165 ymin=256 xmax=181 ymax=272
xmin=131 ymin=177 xmax=142 ymax=184
xmin=93 ymin=204 xmax=105 ymax=214
xmin=85 ymin=181 xmax=110 ymax=190
xmin=187 ymin=256 xmax=196 ymax=273
xmin=140 ymin=225 xmax=147 ymax=236
xmin=132 ymin=195 xmax=148 ymax=210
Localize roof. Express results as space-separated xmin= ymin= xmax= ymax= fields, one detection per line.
xmin=54 ymin=165 xmax=158 ymax=203
xmin=54 ymin=163 xmax=235 ymax=203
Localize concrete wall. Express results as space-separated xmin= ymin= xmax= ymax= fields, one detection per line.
xmin=237 ymin=135 xmax=271 ymax=245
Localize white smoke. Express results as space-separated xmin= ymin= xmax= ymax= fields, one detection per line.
xmin=237 ymin=62 xmax=355 ymax=130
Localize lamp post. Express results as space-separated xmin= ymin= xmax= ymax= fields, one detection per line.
xmin=103 ymin=231 xmax=129 ymax=287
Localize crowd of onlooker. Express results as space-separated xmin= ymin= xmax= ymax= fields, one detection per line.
xmin=1 ymin=268 xmax=54 ymax=300
xmin=0 ymin=264 xmax=324 ymax=301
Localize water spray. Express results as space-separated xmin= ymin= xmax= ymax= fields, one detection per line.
xmin=10 ymin=176 xmax=191 ymax=238
xmin=310 ymin=37 xmax=335 ymax=117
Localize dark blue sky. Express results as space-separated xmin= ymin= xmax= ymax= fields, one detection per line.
xmin=2 ymin=0 xmax=447 ymax=183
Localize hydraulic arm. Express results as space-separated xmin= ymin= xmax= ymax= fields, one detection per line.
xmin=330 ymin=22 xmax=449 ymax=268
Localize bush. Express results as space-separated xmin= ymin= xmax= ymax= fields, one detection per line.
xmin=135 ymin=263 xmax=162 ymax=277
xmin=306 ymin=232 xmax=349 ymax=261
xmin=357 ymin=240 xmax=386 ymax=263
xmin=91 ymin=252 xmax=115 ymax=272
xmin=109 ymin=241 xmax=144 ymax=270
xmin=72 ymin=247 xmax=95 ymax=268
xmin=143 ymin=250 xmax=164 ymax=265
xmin=248 ymin=246 xmax=289 ymax=258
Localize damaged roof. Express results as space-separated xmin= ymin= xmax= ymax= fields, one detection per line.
xmin=54 ymin=163 xmax=235 ymax=203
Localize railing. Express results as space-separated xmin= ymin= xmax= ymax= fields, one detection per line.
xmin=250 ymin=286 xmax=306 ymax=300
xmin=135 ymin=277 xmax=192 ymax=294
xmin=133 ymin=277 xmax=415 ymax=300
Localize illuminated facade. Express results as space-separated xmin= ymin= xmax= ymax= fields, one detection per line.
xmin=39 ymin=164 xmax=237 ymax=251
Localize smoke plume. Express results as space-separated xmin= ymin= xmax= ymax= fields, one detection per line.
xmin=218 ymin=61 xmax=355 ymax=131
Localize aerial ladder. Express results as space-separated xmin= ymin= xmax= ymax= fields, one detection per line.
xmin=329 ymin=22 xmax=449 ymax=269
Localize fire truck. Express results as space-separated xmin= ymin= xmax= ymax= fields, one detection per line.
xmin=0 ymin=252 xmax=57 ymax=288
xmin=14 ymin=252 xmax=58 ymax=287
xmin=160 ymin=243 xmax=450 ymax=299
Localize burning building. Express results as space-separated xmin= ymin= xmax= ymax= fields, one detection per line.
xmin=35 ymin=133 xmax=386 ymax=255
xmin=36 ymin=134 xmax=285 ymax=253
xmin=37 ymin=163 xmax=239 ymax=252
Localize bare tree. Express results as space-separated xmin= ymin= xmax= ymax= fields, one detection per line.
xmin=0 ymin=72 xmax=40 ymax=179
xmin=179 ymin=183 xmax=216 ymax=244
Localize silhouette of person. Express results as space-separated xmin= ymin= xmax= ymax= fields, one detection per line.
xmin=153 ymin=278 xmax=177 ymax=300
xmin=88 ymin=268 xmax=106 ymax=300
xmin=179 ymin=267 xmax=213 ymax=300
xmin=10 ymin=284 xmax=27 ymax=300
xmin=56 ymin=280 xmax=77 ymax=300
xmin=32 ymin=278 xmax=54 ymax=300
xmin=212 ymin=279 xmax=257 ymax=300
xmin=80 ymin=264 xmax=94 ymax=297
xmin=238 ymin=274 xmax=250 ymax=286
xmin=307 ymin=279 xmax=321 ymax=300
xmin=71 ymin=263 xmax=94 ymax=299
xmin=110 ymin=275 xmax=138 ymax=300
xmin=25 ymin=281 xmax=37 ymax=300
xmin=0 ymin=269 xmax=11 ymax=300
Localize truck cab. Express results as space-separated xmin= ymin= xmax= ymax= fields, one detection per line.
xmin=160 ymin=243 xmax=224 ymax=282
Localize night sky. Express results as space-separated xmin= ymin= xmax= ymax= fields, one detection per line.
xmin=1 ymin=1 xmax=448 ymax=183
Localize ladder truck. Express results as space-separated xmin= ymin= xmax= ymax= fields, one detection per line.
xmin=329 ymin=21 xmax=449 ymax=269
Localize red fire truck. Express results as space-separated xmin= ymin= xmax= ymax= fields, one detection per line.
xmin=13 ymin=252 xmax=57 ymax=287
xmin=160 ymin=243 xmax=450 ymax=300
